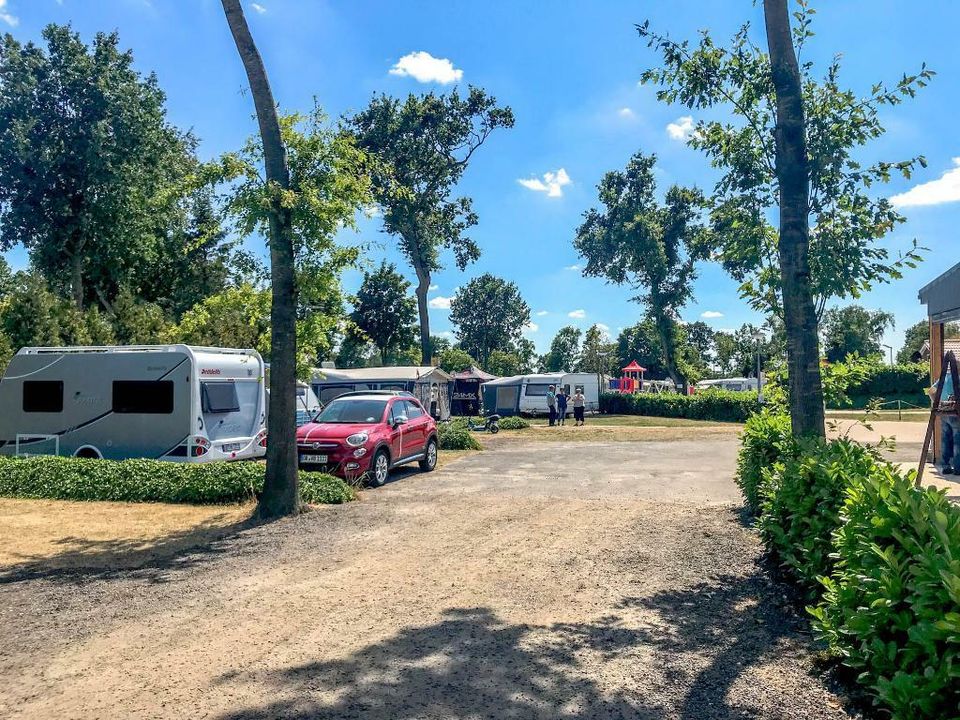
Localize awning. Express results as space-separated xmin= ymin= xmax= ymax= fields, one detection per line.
xmin=919 ymin=261 xmax=960 ymax=323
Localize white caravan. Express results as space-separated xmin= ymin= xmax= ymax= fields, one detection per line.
xmin=516 ymin=372 xmax=603 ymax=416
xmin=0 ymin=345 xmax=267 ymax=462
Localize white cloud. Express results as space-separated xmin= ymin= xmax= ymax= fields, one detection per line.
xmin=565 ymin=264 xmax=580 ymax=271
xmin=596 ymin=323 xmax=610 ymax=332
xmin=428 ymin=295 xmax=451 ymax=310
xmin=249 ymin=2 xmax=266 ymax=13
xmin=389 ymin=51 xmax=463 ymax=84
xmin=523 ymin=322 xmax=539 ymax=334
xmin=666 ymin=115 xmax=695 ymax=141
xmin=890 ymin=157 xmax=960 ymax=208
xmin=568 ymin=309 xmax=586 ymax=319
xmin=435 ymin=330 xmax=455 ymax=339
xmin=536 ymin=310 xmax=549 ymax=317
xmin=700 ymin=310 xmax=724 ymax=319
xmin=0 ymin=0 xmax=19 ymax=26
xmin=428 ymin=284 xmax=438 ymax=291
xmin=618 ymin=107 xmax=635 ymax=118
xmin=517 ymin=168 xmax=571 ymax=198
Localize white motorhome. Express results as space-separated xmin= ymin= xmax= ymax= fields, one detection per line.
xmin=0 ymin=345 xmax=267 ymax=462
xmin=696 ymin=377 xmax=759 ymax=393
xmin=516 ymin=372 xmax=603 ymax=416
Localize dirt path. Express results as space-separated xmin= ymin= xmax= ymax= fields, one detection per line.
xmin=0 ymin=437 xmax=859 ymax=719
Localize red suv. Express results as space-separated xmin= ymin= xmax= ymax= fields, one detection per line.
xmin=296 ymin=392 xmax=439 ymax=486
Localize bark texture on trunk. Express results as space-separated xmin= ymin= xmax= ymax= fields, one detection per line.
xmin=653 ymin=312 xmax=684 ymax=391
xmin=763 ymin=0 xmax=825 ymax=439
xmin=221 ymin=0 xmax=300 ymax=516
xmin=415 ymin=269 xmax=432 ymax=365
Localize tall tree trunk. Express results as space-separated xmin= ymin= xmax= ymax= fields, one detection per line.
xmin=70 ymin=252 xmax=83 ymax=310
xmin=653 ymin=312 xmax=685 ymax=391
xmin=414 ymin=268 xmax=431 ymax=364
xmin=221 ymin=0 xmax=300 ymax=516
xmin=763 ymin=0 xmax=825 ymax=439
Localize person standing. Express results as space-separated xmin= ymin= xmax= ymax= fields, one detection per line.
xmin=546 ymin=384 xmax=557 ymax=427
xmin=930 ymin=372 xmax=960 ymax=474
xmin=572 ymin=388 xmax=586 ymax=426
xmin=556 ymin=387 xmax=568 ymax=426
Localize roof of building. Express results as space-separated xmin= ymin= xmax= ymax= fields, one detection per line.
xmin=451 ymin=366 xmax=497 ymax=382
xmin=919 ymin=261 xmax=960 ymax=322
xmin=313 ymin=366 xmax=453 ymax=382
xmin=622 ymin=360 xmax=647 ymax=372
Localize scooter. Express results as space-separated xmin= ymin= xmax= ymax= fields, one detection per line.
xmin=467 ymin=414 xmax=501 ymax=434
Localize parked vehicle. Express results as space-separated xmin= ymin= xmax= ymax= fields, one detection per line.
xmin=481 ymin=372 xmax=604 ymax=417
xmin=466 ymin=414 xmax=500 ymax=433
xmin=0 ymin=345 xmax=267 ymax=461
xmin=310 ymin=365 xmax=453 ymax=420
xmin=295 ymin=391 xmax=438 ymax=486
xmin=695 ymin=377 xmax=759 ymax=392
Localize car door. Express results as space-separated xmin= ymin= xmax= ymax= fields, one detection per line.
xmin=400 ymin=399 xmax=427 ymax=457
xmin=386 ymin=400 xmax=407 ymax=462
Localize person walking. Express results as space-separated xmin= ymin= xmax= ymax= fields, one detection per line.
xmin=546 ymin=384 xmax=557 ymax=427
xmin=556 ymin=387 xmax=568 ymax=426
xmin=572 ymin=387 xmax=586 ymax=426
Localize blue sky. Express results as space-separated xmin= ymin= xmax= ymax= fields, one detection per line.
xmin=3 ymin=0 xmax=959 ymax=356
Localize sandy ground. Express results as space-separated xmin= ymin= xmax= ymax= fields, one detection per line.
xmin=0 ymin=433 xmax=861 ymax=719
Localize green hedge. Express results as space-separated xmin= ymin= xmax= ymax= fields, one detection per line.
xmin=840 ymin=362 xmax=929 ymax=409
xmin=600 ymin=389 xmax=758 ymax=422
xmin=497 ymin=415 xmax=529 ymax=430
xmin=437 ymin=422 xmax=482 ymax=450
xmin=736 ymin=411 xmax=794 ymax=514
xmin=0 ymin=456 xmax=355 ymax=505
xmin=811 ymin=472 xmax=960 ymax=718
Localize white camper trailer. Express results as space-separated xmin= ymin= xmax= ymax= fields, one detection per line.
xmin=0 ymin=345 xmax=267 ymax=462
xmin=514 ymin=372 xmax=603 ymax=416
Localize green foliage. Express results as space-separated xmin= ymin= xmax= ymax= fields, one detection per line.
xmin=600 ymin=390 xmax=757 ymax=422
xmin=497 ymin=415 xmax=529 ymax=430
xmin=821 ymin=305 xmax=895 ymax=363
xmin=350 ymin=261 xmax=417 ymax=362
xmin=810 ymin=471 xmax=960 ymax=719
xmin=736 ymin=411 xmax=794 ymax=514
xmin=638 ymin=8 xmax=927 ymax=318
xmin=486 ymin=349 xmax=522 ymax=376
xmin=575 ymin=152 xmax=706 ymax=385
xmin=437 ymin=347 xmax=477 ymax=374
xmin=542 ymin=326 xmax=583 ymax=372
xmin=0 ymin=456 xmax=354 ymax=505
xmin=449 ymin=273 xmax=531 ymax=366
xmin=578 ymin=324 xmax=618 ymax=376
xmin=759 ymin=438 xmax=884 ymax=597
xmin=436 ymin=422 xmax=482 ymax=451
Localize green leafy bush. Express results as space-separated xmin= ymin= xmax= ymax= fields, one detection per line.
xmin=437 ymin=423 xmax=482 ymax=450
xmin=810 ymin=471 xmax=960 ymax=718
xmin=0 ymin=456 xmax=354 ymax=505
xmin=759 ymin=438 xmax=885 ymax=598
xmin=600 ymin=389 xmax=758 ymax=422
xmin=736 ymin=410 xmax=794 ymax=514
xmin=497 ymin=415 xmax=529 ymax=430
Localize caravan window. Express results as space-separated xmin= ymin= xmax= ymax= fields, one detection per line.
xmin=524 ymin=383 xmax=554 ymax=397
xmin=112 ymin=381 xmax=174 ymax=414
xmin=23 ymin=381 xmax=64 ymax=413
xmin=201 ymin=381 xmax=241 ymax=413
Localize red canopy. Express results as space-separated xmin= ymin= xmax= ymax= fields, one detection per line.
xmin=622 ymin=360 xmax=647 ymax=372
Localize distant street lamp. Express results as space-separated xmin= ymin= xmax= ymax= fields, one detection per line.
xmin=882 ymin=344 xmax=893 ymax=367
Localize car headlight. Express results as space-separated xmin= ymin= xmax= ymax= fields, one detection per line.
xmin=345 ymin=432 xmax=369 ymax=447
xmin=353 ymin=447 xmax=367 ymax=458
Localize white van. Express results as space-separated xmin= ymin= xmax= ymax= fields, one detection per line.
xmin=0 ymin=345 xmax=267 ymax=462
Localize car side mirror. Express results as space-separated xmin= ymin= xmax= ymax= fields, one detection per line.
xmin=393 ymin=416 xmax=408 ymax=428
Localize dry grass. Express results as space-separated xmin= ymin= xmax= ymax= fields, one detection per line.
xmin=483 ymin=423 xmax=741 ymax=444
xmin=0 ymin=498 xmax=256 ymax=572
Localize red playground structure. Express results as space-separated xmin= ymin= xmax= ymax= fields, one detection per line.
xmin=610 ymin=360 xmax=647 ymax=393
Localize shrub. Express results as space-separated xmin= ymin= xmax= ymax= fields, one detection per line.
xmin=0 ymin=456 xmax=354 ymax=505
xmin=736 ymin=410 xmax=794 ymax=514
xmin=600 ymin=389 xmax=758 ymax=422
xmin=437 ymin=423 xmax=482 ymax=451
xmin=810 ymin=471 xmax=960 ymax=718
xmin=759 ymin=438 xmax=885 ymax=598
xmin=497 ymin=415 xmax=529 ymax=430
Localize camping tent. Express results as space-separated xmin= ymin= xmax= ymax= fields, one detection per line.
xmin=451 ymin=366 xmax=497 ymax=416
xmin=311 ymin=366 xmax=454 ymax=420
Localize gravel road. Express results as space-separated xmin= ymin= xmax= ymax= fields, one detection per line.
xmin=0 ymin=435 xmax=861 ymax=719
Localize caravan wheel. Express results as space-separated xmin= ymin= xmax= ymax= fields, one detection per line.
xmin=74 ymin=446 xmax=103 ymax=460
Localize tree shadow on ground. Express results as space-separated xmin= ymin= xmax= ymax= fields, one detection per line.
xmin=215 ymin=575 xmax=846 ymax=720
xmin=0 ymin=510 xmax=263 ymax=586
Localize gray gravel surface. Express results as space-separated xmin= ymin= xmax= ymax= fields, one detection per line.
xmin=0 ymin=437 xmax=861 ymax=719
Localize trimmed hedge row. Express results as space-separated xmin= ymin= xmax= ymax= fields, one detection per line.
xmin=737 ymin=414 xmax=960 ymax=718
xmin=735 ymin=410 xmax=794 ymax=513
xmin=497 ymin=415 xmax=530 ymax=430
xmin=600 ymin=389 xmax=758 ymax=422
xmin=0 ymin=456 xmax=355 ymax=505
xmin=842 ymin=362 xmax=929 ymax=410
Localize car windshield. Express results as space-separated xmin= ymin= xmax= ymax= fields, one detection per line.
xmin=313 ymin=398 xmax=387 ymax=424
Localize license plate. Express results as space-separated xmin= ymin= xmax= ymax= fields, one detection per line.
xmin=222 ymin=442 xmax=242 ymax=452
xmin=300 ymin=454 xmax=327 ymax=464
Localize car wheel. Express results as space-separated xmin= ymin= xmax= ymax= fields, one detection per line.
xmin=368 ymin=449 xmax=390 ymax=487
xmin=419 ymin=438 xmax=438 ymax=472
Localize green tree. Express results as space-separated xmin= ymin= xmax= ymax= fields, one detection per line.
xmin=486 ymin=349 xmax=523 ymax=377
xmin=349 ymin=89 xmax=514 ymax=363
xmin=574 ymin=152 xmax=705 ymax=388
xmin=350 ymin=262 xmax=417 ymax=364
xmin=685 ymin=321 xmax=715 ymax=368
xmin=542 ymin=326 xmax=583 ymax=373
xmin=171 ymin=284 xmax=271 ymax=355
xmin=578 ymin=324 xmax=618 ymax=376
xmin=449 ymin=273 xmax=530 ymax=367
xmin=639 ymin=1 xmax=929 ymax=436
xmin=898 ymin=320 xmax=929 ymax=365
xmin=437 ymin=347 xmax=476 ymax=374
xmin=713 ymin=331 xmax=737 ymax=376
xmin=821 ymin=305 xmax=894 ymax=363
xmin=615 ymin=320 xmax=667 ymax=378
xmin=0 ymin=25 xmax=194 ymax=310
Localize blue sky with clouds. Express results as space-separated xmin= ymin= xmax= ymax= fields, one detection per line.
xmin=3 ymin=0 xmax=959 ymax=355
